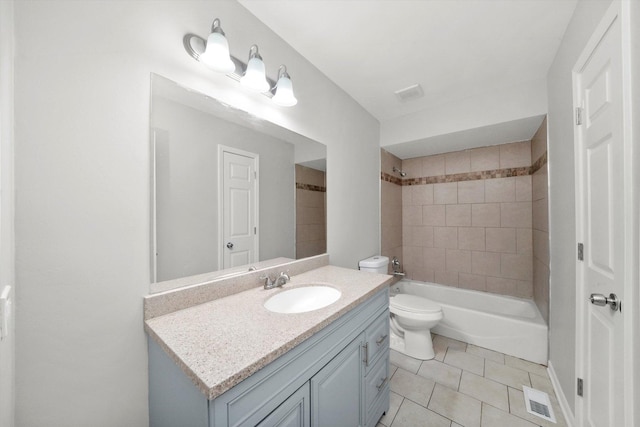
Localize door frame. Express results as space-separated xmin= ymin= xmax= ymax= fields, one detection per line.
xmin=572 ymin=1 xmax=637 ymax=425
xmin=217 ymin=144 xmax=259 ymax=269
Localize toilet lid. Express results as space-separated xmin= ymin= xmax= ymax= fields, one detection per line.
xmin=391 ymin=294 xmax=441 ymax=314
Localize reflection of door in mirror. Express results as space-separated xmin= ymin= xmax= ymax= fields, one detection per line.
xmin=150 ymin=74 xmax=326 ymax=289
xmin=220 ymin=146 xmax=258 ymax=269
xmin=295 ymin=164 xmax=326 ymax=259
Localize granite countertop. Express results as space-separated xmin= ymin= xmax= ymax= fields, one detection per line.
xmin=144 ymin=265 xmax=392 ymax=400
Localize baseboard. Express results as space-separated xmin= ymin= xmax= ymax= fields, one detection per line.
xmin=547 ymin=360 xmax=576 ymax=427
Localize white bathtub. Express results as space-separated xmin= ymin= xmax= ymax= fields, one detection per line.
xmin=392 ymin=280 xmax=548 ymax=364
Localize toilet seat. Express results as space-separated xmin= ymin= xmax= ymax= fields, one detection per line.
xmin=390 ymin=294 xmax=441 ymax=314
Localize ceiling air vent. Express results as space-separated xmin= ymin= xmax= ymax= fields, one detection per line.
xmin=394 ymin=84 xmax=424 ymax=102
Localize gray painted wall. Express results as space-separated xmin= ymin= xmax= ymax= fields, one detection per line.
xmin=13 ymin=1 xmax=379 ymax=425
xmin=546 ymin=0 xmax=613 ymax=414
xmin=0 ymin=1 xmax=15 ymax=426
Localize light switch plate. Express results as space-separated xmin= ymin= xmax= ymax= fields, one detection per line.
xmin=0 ymin=286 xmax=11 ymax=340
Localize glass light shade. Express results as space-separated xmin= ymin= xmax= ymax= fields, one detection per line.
xmin=240 ymin=57 xmax=270 ymax=93
xmin=272 ymin=75 xmax=298 ymax=107
xmin=199 ymin=32 xmax=235 ymax=73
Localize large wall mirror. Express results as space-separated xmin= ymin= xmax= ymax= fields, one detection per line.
xmin=150 ymin=74 xmax=327 ymax=292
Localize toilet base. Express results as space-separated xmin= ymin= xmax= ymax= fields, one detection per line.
xmin=389 ymin=328 xmax=436 ymax=361
xmin=389 ymin=330 xmax=405 ymax=353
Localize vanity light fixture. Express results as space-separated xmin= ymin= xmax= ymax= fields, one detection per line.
xmin=272 ymin=65 xmax=298 ymax=107
xmin=240 ymin=45 xmax=271 ymax=93
xmin=183 ymin=19 xmax=298 ymax=106
xmin=198 ymin=19 xmax=235 ymax=73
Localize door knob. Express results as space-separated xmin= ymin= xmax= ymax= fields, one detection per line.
xmin=589 ymin=293 xmax=621 ymax=311
xmin=226 ymin=242 xmax=234 ymax=249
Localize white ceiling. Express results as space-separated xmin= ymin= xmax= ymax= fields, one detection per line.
xmin=239 ymin=0 xmax=577 ymax=156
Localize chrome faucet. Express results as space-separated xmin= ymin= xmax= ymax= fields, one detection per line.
xmin=391 ymin=257 xmax=405 ymax=276
xmin=261 ymin=271 xmax=291 ymax=290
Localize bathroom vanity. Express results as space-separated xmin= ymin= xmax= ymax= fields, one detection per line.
xmin=145 ymin=262 xmax=392 ymax=427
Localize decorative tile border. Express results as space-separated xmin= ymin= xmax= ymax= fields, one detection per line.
xmin=380 ymin=172 xmax=403 ymax=186
xmin=381 ymin=151 xmax=548 ymax=186
xmin=530 ymin=151 xmax=548 ymax=175
xmin=296 ymin=182 xmax=326 ymax=192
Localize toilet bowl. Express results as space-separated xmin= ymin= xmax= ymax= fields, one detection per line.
xmin=389 ymin=294 xmax=443 ymax=360
xmin=357 ymin=256 xmax=443 ymax=360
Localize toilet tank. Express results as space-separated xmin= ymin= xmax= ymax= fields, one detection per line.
xmin=358 ymin=256 xmax=389 ymax=274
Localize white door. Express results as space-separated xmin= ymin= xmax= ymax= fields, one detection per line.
xmin=573 ymin=3 xmax=633 ymax=426
xmin=220 ymin=146 xmax=258 ymax=269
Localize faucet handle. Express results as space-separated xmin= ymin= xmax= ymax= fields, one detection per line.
xmin=277 ymin=271 xmax=291 ymax=285
xmin=279 ymin=270 xmax=290 ymax=280
xmin=260 ymin=274 xmax=276 ymax=287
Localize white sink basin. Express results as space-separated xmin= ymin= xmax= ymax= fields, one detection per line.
xmin=264 ymin=286 xmax=342 ymax=314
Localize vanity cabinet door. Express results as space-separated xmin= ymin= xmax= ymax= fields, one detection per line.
xmin=310 ymin=333 xmax=364 ymax=427
xmin=256 ymin=383 xmax=310 ymax=427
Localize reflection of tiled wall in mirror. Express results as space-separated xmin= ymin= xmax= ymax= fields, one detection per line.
xmin=295 ymin=165 xmax=326 ymax=259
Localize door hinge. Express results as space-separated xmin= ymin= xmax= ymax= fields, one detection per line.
xmin=254 ymin=227 xmax=257 ymax=235
xmin=575 ymin=107 xmax=583 ymax=125
xmin=577 ymin=378 xmax=583 ymax=396
xmin=578 ymin=243 xmax=584 ymax=261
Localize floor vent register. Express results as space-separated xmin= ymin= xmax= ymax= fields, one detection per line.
xmin=523 ymin=386 xmax=557 ymax=423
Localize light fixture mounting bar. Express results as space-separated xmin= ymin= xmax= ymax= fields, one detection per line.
xmin=183 ymin=34 xmax=276 ymax=97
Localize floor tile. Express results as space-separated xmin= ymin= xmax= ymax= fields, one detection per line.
xmin=417 ymin=359 xmax=462 ymax=390
xmin=390 ymin=368 xmax=436 ymax=407
xmin=383 ymin=334 xmax=568 ymax=427
xmin=484 ymin=359 xmax=531 ymax=390
xmin=458 ymin=371 xmax=509 ymax=411
xmin=428 ymin=383 xmax=481 ymax=427
xmin=389 ymin=364 xmax=399 ymax=380
xmin=482 ymin=403 xmax=539 ymax=427
xmin=529 ymin=372 xmax=555 ymax=396
xmin=379 ymin=392 xmax=403 ymax=426
xmin=466 ymin=343 xmax=505 ymax=364
xmin=508 ymin=387 xmax=567 ymax=427
xmin=505 ymin=354 xmax=549 ymax=377
xmin=390 ymin=349 xmax=422 ymax=374
xmin=444 ymin=349 xmax=484 ymax=376
xmin=391 ymin=399 xmax=451 ymax=427
xmin=434 ymin=334 xmax=468 ymax=350
xmin=433 ymin=334 xmax=467 ymax=361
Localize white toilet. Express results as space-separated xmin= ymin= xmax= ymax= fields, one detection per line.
xmin=359 ymin=256 xmax=443 ymax=360
xmin=389 ymin=294 xmax=443 ymax=360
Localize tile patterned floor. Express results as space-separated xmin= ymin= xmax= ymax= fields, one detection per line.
xmin=377 ymin=334 xmax=567 ymax=427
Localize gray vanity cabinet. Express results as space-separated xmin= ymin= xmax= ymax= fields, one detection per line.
xmin=257 ymin=383 xmax=310 ymax=427
xmin=148 ymin=288 xmax=389 ymax=427
xmin=310 ymin=332 xmax=364 ymax=426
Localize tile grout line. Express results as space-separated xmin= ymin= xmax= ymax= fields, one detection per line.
xmin=387 ymin=396 xmax=404 ymax=427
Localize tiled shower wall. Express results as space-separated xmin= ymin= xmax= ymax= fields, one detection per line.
xmin=531 ymin=118 xmax=550 ymax=322
xmin=381 ymin=149 xmax=403 ymax=275
xmin=295 ymin=164 xmax=327 ymax=259
xmin=380 ymin=120 xmax=549 ymax=302
xmin=401 ymin=142 xmax=534 ymax=298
